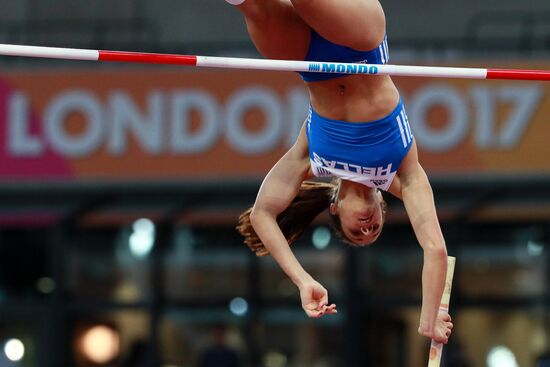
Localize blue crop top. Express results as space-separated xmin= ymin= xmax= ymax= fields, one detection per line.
xmin=299 ymin=31 xmax=389 ymax=82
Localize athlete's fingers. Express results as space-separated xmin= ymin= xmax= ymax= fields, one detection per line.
xmin=321 ymin=304 xmax=337 ymax=315
xmin=320 ymin=292 xmax=329 ymax=308
xmin=304 ymin=307 xmax=321 ymax=318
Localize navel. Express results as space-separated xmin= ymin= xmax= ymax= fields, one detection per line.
xmin=339 ymin=84 xmax=346 ymax=95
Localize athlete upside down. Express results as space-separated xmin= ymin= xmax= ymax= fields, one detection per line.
xmin=231 ymin=0 xmax=453 ymax=344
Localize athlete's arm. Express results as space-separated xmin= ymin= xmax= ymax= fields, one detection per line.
xmin=387 ymin=176 xmax=402 ymax=199
xmin=397 ymin=140 xmax=452 ymax=344
xmin=249 ymin=123 xmax=336 ymax=318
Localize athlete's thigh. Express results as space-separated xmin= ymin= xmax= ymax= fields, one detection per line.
xmin=237 ymin=0 xmax=310 ymax=60
xmin=289 ymin=0 xmax=386 ymax=50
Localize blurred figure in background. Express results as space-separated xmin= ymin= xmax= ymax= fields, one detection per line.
xmin=536 ymin=351 xmax=550 ymax=367
xmin=121 ymin=340 xmax=149 ymax=367
xmin=199 ymin=324 xmax=241 ymax=367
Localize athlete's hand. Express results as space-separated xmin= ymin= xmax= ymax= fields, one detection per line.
xmin=298 ymin=279 xmax=337 ymax=318
xmin=418 ymin=310 xmax=453 ymax=344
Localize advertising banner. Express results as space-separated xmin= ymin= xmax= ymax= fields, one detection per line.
xmin=0 ymin=67 xmax=548 ymax=182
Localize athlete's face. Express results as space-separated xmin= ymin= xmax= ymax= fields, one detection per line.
xmin=330 ymin=190 xmax=385 ymax=246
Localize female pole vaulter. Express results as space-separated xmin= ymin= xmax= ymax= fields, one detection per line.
xmin=232 ymin=0 xmax=453 ymax=345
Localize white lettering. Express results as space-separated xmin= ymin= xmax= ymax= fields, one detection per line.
xmin=2 ymin=83 xmax=543 ymax=161
xmin=410 ymin=85 xmax=468 ymax=152
xmin=109 ymin=91 xmax=164 ymax=155
xmin=470 ymin=87 xmax=494 ymax=149
xmin=321 ymin=157 xmax=337 ymax=169
xmin=225 ymin=87 xmax=282 ymax=154
xmin=170 ymin=91 xmax=219 ymax=154
xmin=349 ymin=164 xmax=362 ymax=173
xmin=7 ymin=92 xmax=44 ymax=157
xmin=362 ymin=167 xmax=375 ymax=175
xmin=313 ymin=152 xmax=391 ymax=177
xmin=313 ymin=152 xmax=322 ymax=164
xmin=498 ymin=86 xmax=543 ymax=148
xmin=376 ymin=164 xmax=392 ymax=176
xmin=44 ymin=90 xmax=105 ymax=157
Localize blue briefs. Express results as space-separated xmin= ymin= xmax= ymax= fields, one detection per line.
xmin=306 ymin=99 xmax=413 ymax=191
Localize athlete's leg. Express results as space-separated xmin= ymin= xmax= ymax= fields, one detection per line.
xmin=227 ymin=0 xmax=310 ymax=60
xmin=289 ymin=0 xmax=386 ymax=51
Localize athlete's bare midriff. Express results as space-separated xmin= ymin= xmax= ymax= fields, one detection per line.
xmin=306 ymin=74 xmax=400 ymax=122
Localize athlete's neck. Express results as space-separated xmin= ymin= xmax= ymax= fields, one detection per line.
xmin=338 ymin=179 xmax=376 ymax=201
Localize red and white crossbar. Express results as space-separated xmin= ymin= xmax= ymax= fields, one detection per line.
xmin=1 ymin=43 xmax=550 ymax=81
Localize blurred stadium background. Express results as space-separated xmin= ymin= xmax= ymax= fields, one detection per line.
xmin=0 ymin=0 xmax=549 ymax=366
